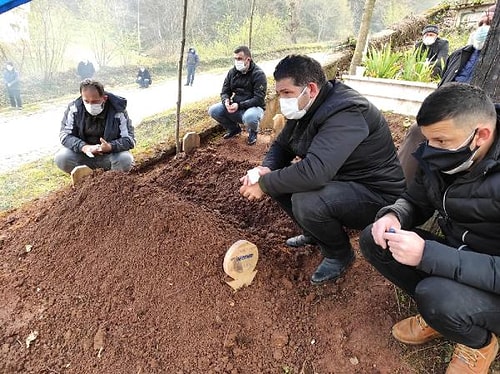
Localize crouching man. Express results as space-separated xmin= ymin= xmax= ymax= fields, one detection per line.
xmin=360 ymin=83 xmax=500 ymax=373
xmin=55 ymin=79 xmax=135 ymax=174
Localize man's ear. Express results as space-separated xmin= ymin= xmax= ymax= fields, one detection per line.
xmin=307 ymin=82 xmax=320 ymax=98
xmin=103 ymin=94 xmax=108 ymax=102
xmin=475 ymin=126 xmax=493 ymax=147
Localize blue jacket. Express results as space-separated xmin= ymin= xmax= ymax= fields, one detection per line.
xmin=59 ymin=92 xmax=135 ymax=153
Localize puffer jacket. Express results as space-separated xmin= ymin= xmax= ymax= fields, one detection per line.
xmin=220 ymin=60 xmax=267 ymax=110
xmin=260 ymin=80 xmax=406 ymax=198
xmin=59 ymin=92 xmax=135 ymax=153
xmin=377 ymin=105 xmax=500 ymax=294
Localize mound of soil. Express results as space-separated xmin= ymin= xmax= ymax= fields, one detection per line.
xmin=1 ymin=115 xmax=426 ymax=373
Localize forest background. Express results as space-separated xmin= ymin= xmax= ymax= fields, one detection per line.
xmin=0 ymin=0 xmax=441 ymax=108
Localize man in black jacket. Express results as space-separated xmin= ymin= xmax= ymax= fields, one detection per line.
xmin=208 ymin=46 xmax=267 ymax=146
xmin=415 ymin=25 xmax=449 ymax=78
xmin=399 ymin=24 xmax=491 ymax=185
xmin=54 ymin=79 xmax=135 ymax=174
xmin=239 ymin=55 xmax=405 ymax=285
xmin=360 ymin=84 xmax=500 ymax=374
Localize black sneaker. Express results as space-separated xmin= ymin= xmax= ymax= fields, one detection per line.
xmin=223 ymin=127 xmax=242 ymax=139
xmin=247 ymin=131 xmax=257 ymax=145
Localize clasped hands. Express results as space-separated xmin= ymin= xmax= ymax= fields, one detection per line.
xmin=371 ymin=213 xmax=425 ymax=266
xmin=239 ymin=166 xmax=271 ymax=201
xmin=82 ymin=138 xmax=112 ymax=156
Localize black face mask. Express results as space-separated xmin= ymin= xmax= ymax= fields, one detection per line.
xmin=419 ymin=128 xmax=479 ymax=174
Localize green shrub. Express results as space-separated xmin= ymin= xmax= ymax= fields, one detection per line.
xmin=364 ymin=43 xmax=401 ymax=79
xmin=364 ymin=43 xmax=438 ymax=82
xmin=398 ymin=46 xmax=436 ymax=82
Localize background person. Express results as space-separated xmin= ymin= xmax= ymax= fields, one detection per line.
xmin=136 ymin=66 xmax=152 ymax=88
xmin=414 ymin=25 xmax=449 ymax=78
xmin=185 ymin=47 xmax=199 ymax=86
xmin=77 ymin=59 xmax=95 ymax=80
xmin=3 ymin=61 xmax=22 ymax=109
xmin=54 ymin=79 xmax=135 ymax=174
xmin=360 ymin=83 xmax=500 ymax=374
xmin=207 ymin=46 xmax=267 ymax=146
xmin=239 ymin=55 xmax=405 ymax=285
xmin=399 ymin=24 xmax=491 ymax=185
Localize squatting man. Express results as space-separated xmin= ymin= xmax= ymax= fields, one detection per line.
xmin=239 ymin=55 xmax=405 ymax=285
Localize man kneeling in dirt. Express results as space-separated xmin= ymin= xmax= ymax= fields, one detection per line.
xmin=360 ymin=84 xmax=500 ymax=373
xmin=54 ymin=79 xmax=135 ymax=174
xmin=239 ymin=55 xmax=405 ymax=285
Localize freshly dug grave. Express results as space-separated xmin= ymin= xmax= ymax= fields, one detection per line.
xmin=1 ymin=115 xmax=443 ymax=374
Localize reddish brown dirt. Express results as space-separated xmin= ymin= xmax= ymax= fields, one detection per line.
xmin=1 ymin=115 xmax=432 ymax=374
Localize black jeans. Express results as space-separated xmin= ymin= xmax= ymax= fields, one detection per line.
xmin=270 ymin=181 xmax=396 ymax=260
xmin=360 ymin=225 xmax=500 ymax=348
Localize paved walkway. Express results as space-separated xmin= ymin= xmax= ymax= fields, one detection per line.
xmin=0 ymin=52 xmax=335 ymax=173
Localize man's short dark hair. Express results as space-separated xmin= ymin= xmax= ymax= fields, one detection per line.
xmin=273 ymin=55 xmax=327 ymax=88
xmin=417 ymin=83 xmax=496 ymax=129
xmin=80 ymin=79 xmax=105 ymax=96
xmin=234 ymin=46 xmax=251 ymax=58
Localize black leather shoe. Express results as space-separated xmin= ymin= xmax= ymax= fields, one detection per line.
xmin=247 ymin=130 xmax=257 ymax=145
xmin=285 ymin=234 xmax=315 ymax=247
xmin=310 ymin=252 xmax=355 ymax=285
xmin=223 ymin=127 xmax=242 ymax=139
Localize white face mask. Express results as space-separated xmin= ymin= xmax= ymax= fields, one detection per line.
xmin=84 ymin=102 xmax=105 ymax=116
xmin=279 ymin=86 xmax=312 ymax=120
xmin=6 ymin=65 xmax=13 ymax=71
xmin=422 ymin=36 xmax=436 ymax=46
xmin=234 ymin=60 xmax=246 ymax=72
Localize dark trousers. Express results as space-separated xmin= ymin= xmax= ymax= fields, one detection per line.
xmin=7 ymin=86 xmax=22 ymax=108
xmin=360 ymin=225 xmax=500 ymax=348
xmin=270 ymin=181 xmax=397 ymax=260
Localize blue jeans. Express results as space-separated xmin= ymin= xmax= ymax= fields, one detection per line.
xmin=270 ymin=181 xmax=397 ymax=260
xmin=360 ymin=226 xmax=500 ymax=348
xmin=186 ymin=65 xmax=196 ymax=85
xmin=54 ymin=147 xmax=134 ymax=174
xmin=208 ymin=102 xmax=264 ymax=133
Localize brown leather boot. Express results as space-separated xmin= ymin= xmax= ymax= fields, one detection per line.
xmin=392 ymin=314 xmax=442 ymax=345
xmin=445 ymin=333 xmax=499 ymax=374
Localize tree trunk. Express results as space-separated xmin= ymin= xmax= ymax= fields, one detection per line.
xmin=248 ymin=0 xmax=256 ymax=49
xmin=470 ymin=9 xmax=499 ymax=102
xmin=176 ymin=0 xmax=188 ymax=154
xmin=349 ymin=0 xmax=376 ymax=75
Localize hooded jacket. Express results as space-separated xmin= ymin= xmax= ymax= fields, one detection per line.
xmin=377 ymin=105 xmax=500 ymax=294
xmin=59 ymin=92 xmax=135 ymax=153
xmin=220 ymin=60 xmax=267 ymax=110
xmin=260 ymin=80 xmax=405 ymax=198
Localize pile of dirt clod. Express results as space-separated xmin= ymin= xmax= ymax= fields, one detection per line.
xmin=1 ymin=126 xmax=422 ymax=373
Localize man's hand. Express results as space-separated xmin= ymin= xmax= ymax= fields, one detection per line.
xmin=371 ymin=213 xmax=401 ymax=249
xmin=383 ymin=228 xmax=425 ymax=266
xmin=225 ymin=100 xmax=238 ymax=114
xmin=239 ymin=166 xmax=271 ymax=186
xmin=240 ymin=183 xmax=264 ymax=201
xmin=82 ymin=144 xmax=101 ymax=156
xmin=99 ymin=138 xmax=112 ymax=153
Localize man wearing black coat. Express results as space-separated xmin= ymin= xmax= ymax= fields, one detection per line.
xmin=208 ymin=45 xmax=267 ymax=146
xmin=360 ymin=84 xmax=500 ymax=374
xmin=239 ymin=55 xmax=405 ymax=285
